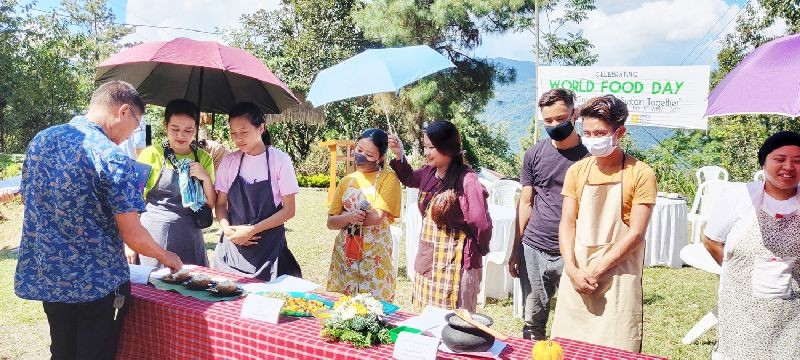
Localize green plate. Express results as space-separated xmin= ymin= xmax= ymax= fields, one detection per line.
xmin=150 ymin=278 xmax=242 ymax=302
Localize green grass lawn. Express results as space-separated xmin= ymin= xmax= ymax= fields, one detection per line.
xmin=0 ymin=188 xmax=718 ymax=359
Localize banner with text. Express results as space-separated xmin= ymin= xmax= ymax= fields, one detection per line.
xmin=538 ymin=66 xmax=711 ymax=130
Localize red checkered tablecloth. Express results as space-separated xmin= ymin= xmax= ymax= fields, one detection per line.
xmin=117 ymin=267 xmax=667 ymax=360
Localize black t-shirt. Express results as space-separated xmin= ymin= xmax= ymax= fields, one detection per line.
xmin=519 ymin=139 xmax=589 ymax=253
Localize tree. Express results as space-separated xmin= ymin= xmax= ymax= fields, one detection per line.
xmin=505 ymin=0 xmax=598 ymax=66
xmin=515 ymin=0 xmax=598 ymax=152
xmin=353 ymin=0 xmax=519 ymax=173
xmin=59 ymin=0 xmax=134 ymax=103
xmin=0 ymin=0 xmax=26 ymax=152
xmin=224 ymin=0 xmax=384 ymax=165
xmin=0 ymin=1 xmax=84 ymax=153
xmin=639 ymin=0 xmax=800 ymax=198
xmin=0 ymin=0 xmax=132 ymax=153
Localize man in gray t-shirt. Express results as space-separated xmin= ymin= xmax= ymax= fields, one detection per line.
xmin=509 ymin=89 xmax=588 ymax=340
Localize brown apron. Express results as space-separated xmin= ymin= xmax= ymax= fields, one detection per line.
xmin=412 ymin=188 xmax=466 ymax=311
xmin=551 ymin=156 xmax=644 ymax=352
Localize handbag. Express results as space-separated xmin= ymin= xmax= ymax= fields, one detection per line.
xmin=193 ymin=203 xmax=214 ymax=229
xmin=163 ymin=141 xmax=214 ymax=229
xmin=344 ymin=225 xmax=364 ymax=261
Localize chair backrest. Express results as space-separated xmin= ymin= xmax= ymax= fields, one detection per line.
xmin=478 ymin=177 xmax=495 ymax=204
xmin=689 ymin=180 xmax=727 ymax=218
xmin=489 ymin=180 xmax=522 ymax=208
xmin=753 ymin=169 xmax=765 ymax=182
xmin=403 ymin=188 xmax=419 ymax=217
xmin=695 ymin=166 xmax=729 ymax=186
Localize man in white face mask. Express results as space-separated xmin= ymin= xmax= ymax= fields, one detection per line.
xmin=550 ymin=95 xmax=657 ymax=352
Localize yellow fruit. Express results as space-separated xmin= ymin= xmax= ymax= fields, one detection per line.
xmin=532 ymin=340 xmax=564 ymax=360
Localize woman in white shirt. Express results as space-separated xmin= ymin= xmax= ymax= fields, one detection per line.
xmin=703 ymin=131 xmax=800 ymax=360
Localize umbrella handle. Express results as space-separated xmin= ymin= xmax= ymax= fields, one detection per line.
xmin=379 ymin=95 xmax=393 ymax=133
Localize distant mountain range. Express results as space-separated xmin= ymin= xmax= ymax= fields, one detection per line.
xmin=477 ymin=58 xmax=674 ymax=153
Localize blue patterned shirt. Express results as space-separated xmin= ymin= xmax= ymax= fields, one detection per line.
xmin=15 ymin=116 xmax=146 ymax=303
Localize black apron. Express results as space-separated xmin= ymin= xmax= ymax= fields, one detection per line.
xmin=140 ymin=153 xmax=208 ymax=267
xmin=212 ymin=150 xmax=302 ymax=281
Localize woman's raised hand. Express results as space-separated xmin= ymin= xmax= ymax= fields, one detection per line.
xmin=387 ymin=133 xmax=404 ymax=160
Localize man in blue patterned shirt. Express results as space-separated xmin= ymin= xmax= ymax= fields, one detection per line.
xmin=15 ymin=81 xmax=182 ymax=359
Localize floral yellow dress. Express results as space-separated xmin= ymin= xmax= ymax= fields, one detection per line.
xmin=327 ymin=168 xmax=401 ymax=301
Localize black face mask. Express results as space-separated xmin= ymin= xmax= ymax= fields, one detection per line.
xmin=354 ymin=152 xmax=378 ymax=171
xmin=544 ymin=120 xmax=574 ymax=141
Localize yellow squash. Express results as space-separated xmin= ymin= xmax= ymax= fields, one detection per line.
xmin=531 ymin=340 xmax=564 ymax=360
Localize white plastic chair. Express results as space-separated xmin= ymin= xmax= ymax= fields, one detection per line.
xmin=695 ymin=166 xmax=729 ymax=186
xmin=389 ymin=224 xmax=402 ymax=278
xmin=753 ymin=169 xmax=765 ymax=182
xmin=477 ymin=205 xmax=516 ymax=306
xmin=687 ymin=180 xmax=727 ymax=244
xmin=480 ymin=167 xmax=502 ymax=182
xmin=403 ymin=188 xmax=422 ymax=281
xmin=489 ymin=180 xmax=522 ymax=208
xmin=478 ymin=177 xmax=495 ymax=204
xmin=512 ymin=277 xmax=524 ymax=319
xmin=679 ymin=243 xmax=722 ymax=344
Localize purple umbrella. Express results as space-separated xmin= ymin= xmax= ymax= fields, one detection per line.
xmin=705 ymin=33 xmax=800 ymax=118
xmin=95 ymin=37 xmax=299 ymax=115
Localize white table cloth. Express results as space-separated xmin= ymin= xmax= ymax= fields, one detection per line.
xmin=402 ymin=187 xmax=515 ymax=299
xmin=644 ymin=196 xmax=688 ymax=268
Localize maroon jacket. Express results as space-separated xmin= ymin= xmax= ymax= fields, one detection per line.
xmin=390 ymin=157 xmax=492 ymax=270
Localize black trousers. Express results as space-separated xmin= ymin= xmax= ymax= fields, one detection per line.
xmin=42 ymin=281 xmax=131 ymax=360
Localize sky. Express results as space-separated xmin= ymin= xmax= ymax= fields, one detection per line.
xmin=27 ymin=0 xmax=759 ymax=66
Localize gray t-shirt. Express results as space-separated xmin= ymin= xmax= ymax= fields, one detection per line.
xmin=520 ymin=139 xmax=588 ymax=253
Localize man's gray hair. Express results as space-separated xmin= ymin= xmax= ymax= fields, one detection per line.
xmin=90 ymin=80 xmax=145 ymax=113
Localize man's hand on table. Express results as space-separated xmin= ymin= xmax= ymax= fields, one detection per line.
xmin=160 ymin=251 xmax=183 ymax=272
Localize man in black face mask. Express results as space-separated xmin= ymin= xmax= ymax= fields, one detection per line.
xmin=508 ymin=88 xmax=589 ymax=340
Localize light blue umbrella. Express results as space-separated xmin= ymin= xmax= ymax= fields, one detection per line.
xmin=306 ymin=45 xmax=456 ymax=108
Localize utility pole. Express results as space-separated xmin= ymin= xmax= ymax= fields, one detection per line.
xmin=532 ymin=1 xmax=541 ymax=144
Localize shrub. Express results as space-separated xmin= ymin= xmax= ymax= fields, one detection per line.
xmin=297 ymin=173 xmax=330 ymax=188
xmin=295 ymin=146 xmax=330 ymax=177
xmin=0 ymin=154 xmax=23 ymax=178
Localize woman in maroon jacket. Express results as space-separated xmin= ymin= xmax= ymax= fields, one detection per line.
xmin=388 ymin=120 xmax=492 ymax=312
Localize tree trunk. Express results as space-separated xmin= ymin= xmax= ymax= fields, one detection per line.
xmin=0 ymin=96 xmax=6 ymax=153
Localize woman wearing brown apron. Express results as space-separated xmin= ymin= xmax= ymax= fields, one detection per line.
xmin=212 ymin=102 xmax=302 ymax=281
xmin=551 ymin=95 xmax=657 ymax=352
xmin=704 ymin=132 xmax=800 ymax=360
xmin=388 ymin=121 xmax=492 ymax=312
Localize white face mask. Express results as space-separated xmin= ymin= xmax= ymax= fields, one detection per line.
xmin=582 ymin=133 xmax=616 ymax=157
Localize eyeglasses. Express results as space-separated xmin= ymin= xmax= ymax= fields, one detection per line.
xmin=128 ymin=106 xmax=145 ymax=132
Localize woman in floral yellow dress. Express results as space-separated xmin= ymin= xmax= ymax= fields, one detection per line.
xmin=327 ymin=129 xmax=401 ymax=301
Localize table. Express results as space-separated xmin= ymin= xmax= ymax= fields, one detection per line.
xmin=644 ymin=196 xmax=688 ymax=268
xmin=403 ymin=189 xmax=516 ymax=299
xmin=117 ymin=267 xmax=667 ymax=360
